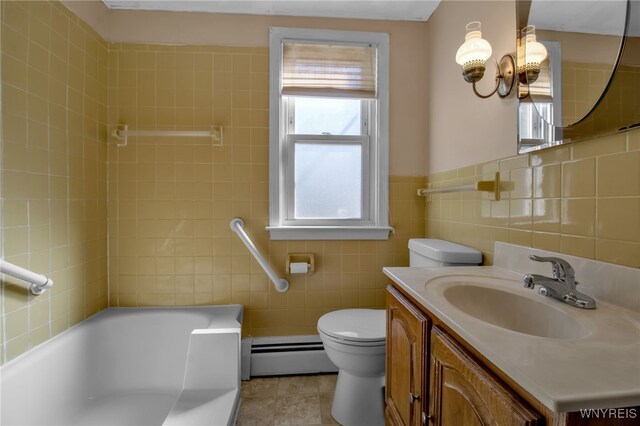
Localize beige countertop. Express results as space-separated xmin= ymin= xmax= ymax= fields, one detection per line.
xmin=383 ymin=265 xmax=640 ymax=413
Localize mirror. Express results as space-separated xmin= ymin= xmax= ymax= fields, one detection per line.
xmin=517 ymin=0 xmax=639 ymax=153
xmin=527 ymin=1 xmax=626 ymax=128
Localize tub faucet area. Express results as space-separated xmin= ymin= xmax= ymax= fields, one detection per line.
xmin=523 ymin=255 xmax=597 ymax=309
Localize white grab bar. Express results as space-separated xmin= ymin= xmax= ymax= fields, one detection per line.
xmin=111 ymin=124 xmax=223 ymax=147
xmin=0 ymin=259 xmax=53 ymax=295
xmin=416 ymin=172 xmax=501 ymax=201
xmin=229 ymin=218 xmax=289 ymax=293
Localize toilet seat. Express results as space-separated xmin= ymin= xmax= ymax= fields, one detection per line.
xmin=317 ymin=309 xmax=386 ymax=344
xmin=319 ymin=330 xmax=386 ymax=348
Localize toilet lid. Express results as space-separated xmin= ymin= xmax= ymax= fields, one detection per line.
xmin=318 ymin=309 xmax=386 ymax=343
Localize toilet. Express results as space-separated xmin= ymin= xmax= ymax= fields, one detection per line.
xmin=318 ymin=239 xmax=481 ymax=426
xmin=318 ymin=309 xmax=386 ymax=426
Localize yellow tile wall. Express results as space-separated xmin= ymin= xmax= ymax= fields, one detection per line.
xmin=0 ymin=1 xmax=109 ymax=363
xmin=107 ymin=43 xmax=426 ymax=337
xmin=561 ymin=62 xmax=612 ymax=125
xmin=562 ymin=62 xmax=640 ymax=129
xmin=426 ymin=128 xmax=640 ymax=269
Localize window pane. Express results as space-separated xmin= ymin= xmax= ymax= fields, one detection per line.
xmin=294 ymin=97 xmax=362 ymax=135
xmin=294 ymin=142 xmax=362 ymax=219
xmin=519 ymin=101 xmax=553 ymax=141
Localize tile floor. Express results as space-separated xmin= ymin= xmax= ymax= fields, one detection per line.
xmin=236 ymin=374 xmax=340 ymax=426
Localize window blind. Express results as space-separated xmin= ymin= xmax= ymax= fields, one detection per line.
xmin=282 ymin=42 xmax=377 ymax=98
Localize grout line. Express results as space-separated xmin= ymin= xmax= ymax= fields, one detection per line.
xmin=46 ymin=7 xmax=53 ymax=344
xmin=25 ymin=2 xmax=33 ymax=353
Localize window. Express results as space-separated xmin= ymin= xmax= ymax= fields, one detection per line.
xmin=519 ymin=41 xmax=563 ymax=149
xmin=268 ymin=28 xmax=391 ymax=240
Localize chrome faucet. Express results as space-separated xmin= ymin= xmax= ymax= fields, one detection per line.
xmin=523 ymin=255 xmax=596 ymax=309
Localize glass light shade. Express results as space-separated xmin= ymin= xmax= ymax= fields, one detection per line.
xmin=519 ymin=25 xmax=548 ymax=84
xmin=522 ymin=25 xmax=548 ymax=66
xmin=456 ymin=21 xmax=492 ymax=83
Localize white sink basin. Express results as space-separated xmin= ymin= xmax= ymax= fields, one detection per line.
xmin=437 ymin=277 xmax=591 ymax=339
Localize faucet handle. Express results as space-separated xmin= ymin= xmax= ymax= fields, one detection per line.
xmin=528 ymin=255 xmax=575 ymax=279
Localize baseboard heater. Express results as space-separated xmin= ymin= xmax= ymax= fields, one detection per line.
xmin=241 ymin=335 xmax=337 ymax=379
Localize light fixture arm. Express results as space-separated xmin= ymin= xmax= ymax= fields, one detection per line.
xmin=470 ymin=54 xmax=515 ymax=99
xmin=472 ymin=73 xmax=501 ymax=99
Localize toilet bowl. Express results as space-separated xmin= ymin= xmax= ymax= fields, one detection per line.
xmin=318 ymin=309 xmax=386 ymax=426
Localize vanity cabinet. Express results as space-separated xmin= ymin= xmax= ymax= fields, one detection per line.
xmin=386 ymin=286 xmax=429 ymax=426
xmin=386 ymin=284 xmax=639 ymax=426
xmin=386 ymin=285 xmax=542 ymax=426
xmin=429 ymin=327 xmax=542 ymax=426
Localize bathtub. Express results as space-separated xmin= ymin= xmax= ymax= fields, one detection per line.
xmin=1 ymin=305 xmax=243 ymax=426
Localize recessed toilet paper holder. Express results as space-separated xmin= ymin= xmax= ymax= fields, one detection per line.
xmin=286 ymin=254 xmax=315 ymax=275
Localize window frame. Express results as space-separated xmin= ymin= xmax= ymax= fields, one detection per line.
xmin=268 ymin=27 xmax=391 ymax=240
xmin=284 ymin=96 xmax=372 ymax=225
xmin=288 ymin=96 xmax=370 ymax=136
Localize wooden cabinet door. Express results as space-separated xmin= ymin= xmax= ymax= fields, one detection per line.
xmin=429 ymin=327 xmax=543 ymax=426
xmin=386 ymin=286 xmax=430 ymax=426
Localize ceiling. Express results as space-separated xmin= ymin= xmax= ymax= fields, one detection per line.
xmin=529 ymin=0 xmax=629 ymax=36
xmin=101 ymin=0 xmax=441 ymax=22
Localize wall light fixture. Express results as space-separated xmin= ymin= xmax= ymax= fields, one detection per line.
xmin=517 ymin=25 xmax=548 ymax=85
xmin=455 ymin=21 xmax=515 ymax=99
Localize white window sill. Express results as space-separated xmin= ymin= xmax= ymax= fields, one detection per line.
xmin=266 ymin=226 xmax=393 ymax=240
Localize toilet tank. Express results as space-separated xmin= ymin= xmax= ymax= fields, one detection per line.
xmin=409 ymin=239 xmax=482 ymax=267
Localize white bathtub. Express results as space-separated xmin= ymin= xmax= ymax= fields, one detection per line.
xmin=1 ymin=305 xmax=243 ymax=426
